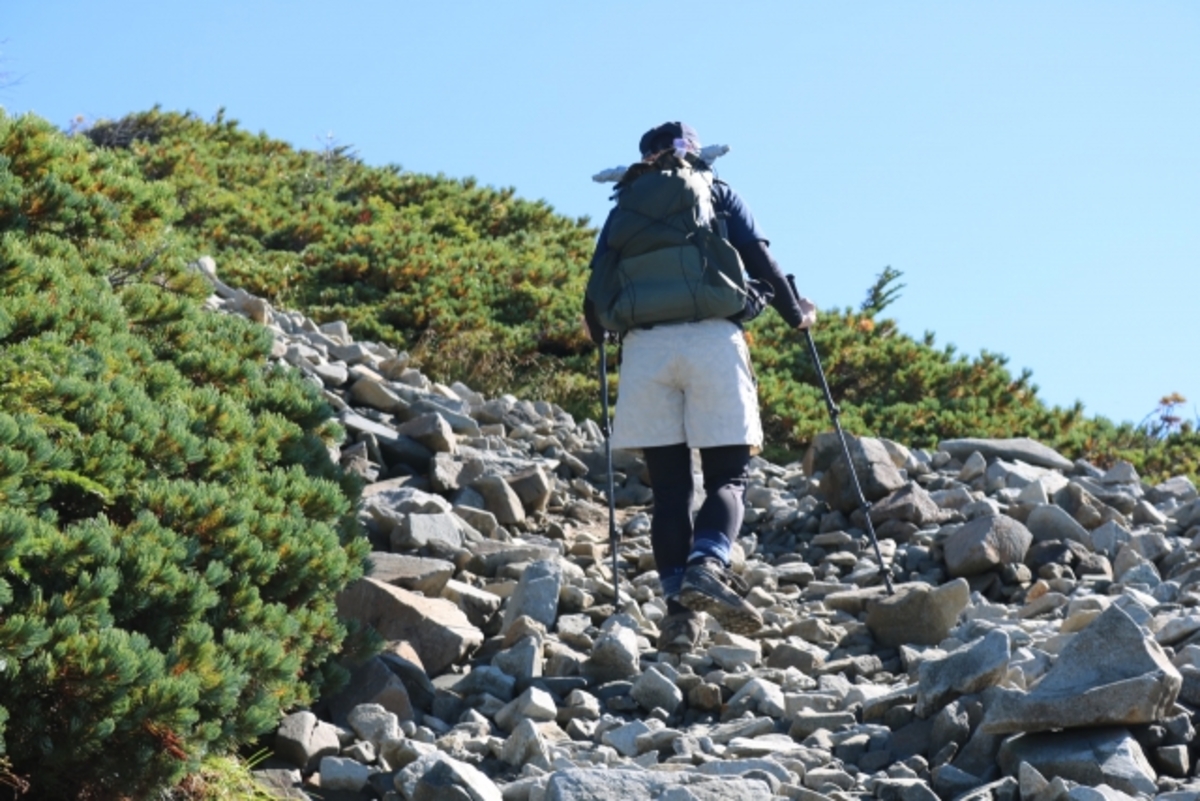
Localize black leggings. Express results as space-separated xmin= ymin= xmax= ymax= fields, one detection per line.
xmin=642 ymin=443 xmax=751 ymax=591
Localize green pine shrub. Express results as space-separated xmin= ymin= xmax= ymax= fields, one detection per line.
xmin=82 ymin=110 xmax=1198 ymax=486
xmin=0 ymin=111 xmax=368 ymax=799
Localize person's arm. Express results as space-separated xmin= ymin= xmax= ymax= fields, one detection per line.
xmin=737 ymin=239 xmax=808 ymax=327
xmin=582 ymin=213 xmax=614 ymax=343
xmin=714 ymin=182 xmax=817 ymax=328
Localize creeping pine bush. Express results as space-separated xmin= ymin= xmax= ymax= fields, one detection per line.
xmin=0 ymin=113 xmax=368 ymax=798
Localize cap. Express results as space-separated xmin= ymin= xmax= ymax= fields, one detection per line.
xmin=638 ymin=122 xmax=701 ymax=157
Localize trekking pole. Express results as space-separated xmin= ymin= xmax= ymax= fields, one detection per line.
xmin=598 ymin=332 xmax=623 ymax=610
xmin=787 ymin=276 xmax=895 ymax=596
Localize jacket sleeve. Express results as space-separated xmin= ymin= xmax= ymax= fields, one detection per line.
xmin=582 ymin=212 xmax=615 ymax=342
xmin=737 ymin=239 xmax=806 ymax=327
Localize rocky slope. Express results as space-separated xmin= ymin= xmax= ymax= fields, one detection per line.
xmin=195 ymin=257 xmax=1200 ymax=801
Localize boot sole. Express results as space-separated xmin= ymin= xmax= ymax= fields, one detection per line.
xmin=677 ymin=587 xmax=763 ymax=636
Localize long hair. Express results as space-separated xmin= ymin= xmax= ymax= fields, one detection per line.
xmin=616 ymin=148 xmax=701 ymax=189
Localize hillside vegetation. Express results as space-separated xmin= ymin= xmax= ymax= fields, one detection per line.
xmin=87 ymin=108 xmax=1198 ymax=481
xmin=0 ymin=111 xmax=368 ymax=797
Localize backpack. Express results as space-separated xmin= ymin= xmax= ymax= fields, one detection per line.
xmin=586 ymin=154 xmax=752 ymax=334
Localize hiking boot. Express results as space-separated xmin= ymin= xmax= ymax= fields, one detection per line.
xmin=678 ymin=557 xmax=763 ymax=635
xmin=657 ymin=608 xmax=703 ymax=654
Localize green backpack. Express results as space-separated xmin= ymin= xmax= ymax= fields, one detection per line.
xmin=586 ymin=155 xmax=750 ymax=334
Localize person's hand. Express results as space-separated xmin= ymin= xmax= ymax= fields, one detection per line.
xmin=796 ymin=295 xmax=818 ymax=329
xmin=582 ymin=314 xmax=607 ymax=344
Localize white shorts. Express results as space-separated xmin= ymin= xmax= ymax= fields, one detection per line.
xmin=611 ymin=318 xmax=763 ymax=451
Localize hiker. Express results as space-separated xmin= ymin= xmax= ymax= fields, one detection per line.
xmin=584 ymin=121 xmax=817 ymax=653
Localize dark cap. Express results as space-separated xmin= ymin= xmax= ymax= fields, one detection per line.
xmin=638 ymin=122 xmax=701 ymax=157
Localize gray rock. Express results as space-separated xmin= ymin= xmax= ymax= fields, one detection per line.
xmin=462 ymin=539 xmax=559 ymax=577
xmin=1156 ymin=744 xmax=1191 ymax=778
xmin=1065 ymin=478 xmax=1138 ymax=518
xmin=317 ymin=756 xmax=370 ymax=792
xmin=441 ymin=579 xmax=502 ymax=629
xmin=1067 ymin=786 xmax=1140 ymax=801
xmin=250 ymin=768 xmax=307 ymax=800
xmin=1149 ymin=476 xmax=1198 ymax=505
xmin=379 ymin=433 xmax=435 ymax=472
xmin=943 ymin=515 xmax=1033 ymax=577
xmin=931 ymin=765 xmax=983 ymax=800
xmin=600 ymin=719 xmax=653 ymax=757
xmin=581 ymin=624 xmax=640 ymax=683
xmin=501 ymin=559 xmax=564 ymax=634
xmin=983 ymin=604 xmax=1181 ymax=734
xmin=803 ymin=767 xmax=856 ymax=791
xmin=452 ymin=664 xmax=516 ymax=702
xmin=789 ymin=710 xmax=856 ymax=739
xmin=430 ymin=452 xmax=465 ymax=492
xmin=766 ymin=638 xmax=828 ymax=674
xmin=997 ymin=728 xmax=1158 ymax=797
xmin=507 ymin=465 xmax=553 ymax=515
xmin=985 ymin=459 xmax=1051 ymax=492
xmin=728 ymin=677 xmax=788 ymax=718
xmin=396 ymin=752 xmax=503 ymax=801
xmin=1089 ymin=520 xmax=1132 ymax=558
xmin=938 ymin=438 xmax=1074 ymax=471
xmin=865 ymin=579 xmax=971 ymax=647
xmin=870 ymin=482 xmax=945 ymax=527
xmin=819 ymin=436 xmax=908 ymax=513
xmin=916 ymin=629 xmax=1010 ymax=717
xmin=708 ymin=633 xmax=762 ymax=671
xmin=336 ymin=577 xmax=483 ymax=676
xmin=348 ymin=377 xmax=406 ymax=413
xmin=491 ymin=634 xmax=543 ymax=684
xmin=408 ymin=398 xmax=481 ymax=437
xmin=397 ymin=412 xmax=457 ymax=454
xmin=958 ymin=451 xmax=988 ymax=482
xmin=453 ymin=504 xmax=499 ymax=536
xmin=496 ymin=685 xmax=557 ymax=731
xmin=1101 ymin=461 xmax=1139 ymax=485
xmin=311 ymin=360 xmax=350 ymax=387
xmin=631 ymin=667 xmax=684 ymax=714
xmin=656 ymin=780 xmax=776 ymax=801
xmin=274 ymin=710 xmax=340 ymax=769
xmin=874 ymin=778 xmax=941 ymax=801
xmin=1026 ymin=504 xmax=1092 ymax=546
xmin=324 ymin=656 xmax=416 ymax=726
xmin=472 ymin=474 xmax=527 ymax=525
xmin=362 ymin=481 xmax=453 ymax=515
xmin=366 ymin=552 xmax=456 ymax=596
xmin=346 ymin=703 xmax=401 ymax=750
xmin=543 ymin=768 xmax=768 ymax=801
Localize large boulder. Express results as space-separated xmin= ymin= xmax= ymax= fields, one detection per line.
xmin=983 ymin=604 xmax=1180 ymax=734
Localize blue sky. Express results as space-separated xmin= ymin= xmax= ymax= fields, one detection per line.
xmin=4 ymin=1 xmax=1198 ymax=428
